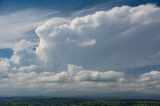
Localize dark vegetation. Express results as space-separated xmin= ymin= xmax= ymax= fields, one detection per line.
xmin=0 ymin=97 xmax=159 ymax=106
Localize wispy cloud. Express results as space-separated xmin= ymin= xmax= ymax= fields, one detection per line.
xmin=0 ymin=9 xmax=58 ymax=48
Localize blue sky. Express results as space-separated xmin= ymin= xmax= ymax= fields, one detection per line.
xmin=0 ymin=0 xmax=160 ymax=98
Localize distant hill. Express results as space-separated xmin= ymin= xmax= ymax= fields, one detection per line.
xmin=0 ymin=97 xmax=159 ymax=106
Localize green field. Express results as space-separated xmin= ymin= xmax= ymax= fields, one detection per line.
xmin=0 ymin=97 xmax=159 ymax=106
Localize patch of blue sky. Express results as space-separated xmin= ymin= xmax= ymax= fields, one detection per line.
xmin=0 ymin=48 xmax=13 ymax=58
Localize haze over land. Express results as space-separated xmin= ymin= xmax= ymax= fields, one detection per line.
xmin=0 ymin=0 xmax=160 ymax=98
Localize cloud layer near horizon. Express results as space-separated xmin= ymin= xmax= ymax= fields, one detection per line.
xmin=0 ymin=4 xmax=160 ymax=96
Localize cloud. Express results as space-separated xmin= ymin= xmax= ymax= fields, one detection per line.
xmin=128 ymin=71 xmax=160 ymax=92
xmin=78 ymin=39 xmax=96 ymax=47
xmin=36 ymin=4 xmax=160 ymax=71
xmin=138 ymin=71 xmax=160 ymax=91
xmin=0 ymin=4 xmax=160 ymax=96
xmin=139 ymin=71 xmax=160 ymax=82
xmin=0 ymin=9 xmax=58 ymax=48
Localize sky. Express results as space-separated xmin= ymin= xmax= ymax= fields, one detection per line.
xmin=0 ymin=0 xmax=160 ymax=98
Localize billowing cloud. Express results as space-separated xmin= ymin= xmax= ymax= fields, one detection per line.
xmin=36 ymin=4 xmax=160 ymax=70
xmin=0 ymin=4 xmax=160 ymax=96
xmin=137 ymin=71 xmax=160 ymax=91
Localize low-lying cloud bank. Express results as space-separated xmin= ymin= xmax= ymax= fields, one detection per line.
xmin=0 ymin=4 xmax=160 ymax=96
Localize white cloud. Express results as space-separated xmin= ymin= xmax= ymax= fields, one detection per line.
xmin=0 ymin=9 xmax=58 ymax=48
xmin=139 ymin=71 xmax=160 ymax=82
xmin=78 ymin=39 xmax=96 ymax=47
xmin=35 ymin=4 xmax=160 ymax=70
xmin=0 ymin=4 xmax=160 ymax=96
xmin=0 ymin=40 xmax=159 ymax=96
xmin=130 ymin=71 xmax=160 ymax=92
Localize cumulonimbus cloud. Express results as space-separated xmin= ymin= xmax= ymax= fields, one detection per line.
xmin=0 ymin=4 xmax=160 ymax=96
xmin=35 ymin=4 xmax=160 ymax=70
